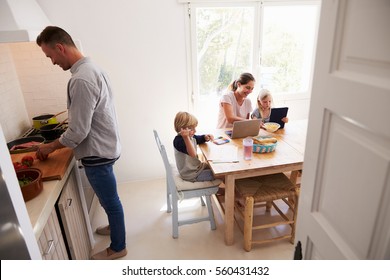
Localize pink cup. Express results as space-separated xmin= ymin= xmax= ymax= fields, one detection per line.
xmin=243 ymin=137 xmax=253 ymax=160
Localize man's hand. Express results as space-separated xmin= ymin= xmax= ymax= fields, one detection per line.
xmin=35 ymin=139 xmax=64 ymax=161
xmin=36 ymin=143 xmax=52 ymax=161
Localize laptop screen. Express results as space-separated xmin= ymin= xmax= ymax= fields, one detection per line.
xmin=227 ymin=119 xmax=261 ymax=139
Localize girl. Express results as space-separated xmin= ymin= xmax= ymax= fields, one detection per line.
xmin=251 ymin=88 xmax=289 ymax=126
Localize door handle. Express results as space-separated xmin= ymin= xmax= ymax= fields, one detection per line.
xmin=43 ymin=240 xmax=54 ymax=256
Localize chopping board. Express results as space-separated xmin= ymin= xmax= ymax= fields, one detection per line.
xmin=11 ymin=148 xmax=74 ymax=181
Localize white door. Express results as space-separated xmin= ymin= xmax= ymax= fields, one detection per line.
xmin=295 ymin=0 xmax=390 ymax=259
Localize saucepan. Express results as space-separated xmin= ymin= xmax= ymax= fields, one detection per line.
xmin=32 ymin=110 xmax=67 ymax=129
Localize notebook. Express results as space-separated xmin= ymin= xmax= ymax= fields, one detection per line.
xmin=225 ymin=119 xmax=261 ymax=139
xmin=269 ymin=107 xmax=289 ymax=128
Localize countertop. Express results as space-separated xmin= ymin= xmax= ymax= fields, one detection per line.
xmin=25 ymin=157 xmax=75 ymax=239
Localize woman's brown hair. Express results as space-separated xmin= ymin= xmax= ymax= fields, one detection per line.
xmin=228 ymin=72 xmax=255 ymax=91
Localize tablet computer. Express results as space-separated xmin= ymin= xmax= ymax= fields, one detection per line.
xmin=269 ymin=107 xmax=289 ymax=128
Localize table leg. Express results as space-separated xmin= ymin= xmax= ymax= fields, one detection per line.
xmin=224 ymin=174 xmax=235 ymax=245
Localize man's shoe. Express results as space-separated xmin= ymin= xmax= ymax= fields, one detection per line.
xmin=96 ymin=225 xmax=110 ymax=235
xmin=91 ymin=247 xmax=127 ymax=260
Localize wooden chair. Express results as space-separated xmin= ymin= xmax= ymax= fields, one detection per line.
xmin=234 ymin=173 xmax=299 ymax=251
xmin=153 ymin=130 xmax=222 ymax=238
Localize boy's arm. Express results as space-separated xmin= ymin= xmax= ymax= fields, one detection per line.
xmin=183 ymin=136 xmax=197 ymax=158
xmin=194 ymin=134 xmax=213 ymax=144
xmin=180 ymin=128 xmax=197 ymax=158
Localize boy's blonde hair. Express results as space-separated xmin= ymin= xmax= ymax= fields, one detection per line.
xmin=174 ymin=111 xmax=198 ymax=133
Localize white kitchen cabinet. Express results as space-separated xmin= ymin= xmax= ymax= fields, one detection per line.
xmin=76 ymin=163 xmax=95 ymax=214
xmin=57 ymin=167 xmax=92 ymax=260
xmin=37 ymin=208 xmax=68 ymax=260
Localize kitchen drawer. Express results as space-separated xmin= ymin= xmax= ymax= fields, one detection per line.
xmin=38 ymin=208 xmax=68 ymax=260
xmin=57 ymin=167 xmax=91 ymax=260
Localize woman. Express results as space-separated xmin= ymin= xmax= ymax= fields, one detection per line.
xmin=216 ymin=72 xmax=256 ymax=128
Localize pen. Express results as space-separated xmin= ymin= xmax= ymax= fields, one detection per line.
xmin=211 ymin=160 xmax=239 ymax=164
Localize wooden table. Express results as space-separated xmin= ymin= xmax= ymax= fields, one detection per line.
xmin=199 ymin=119 xmax=308 ymax=245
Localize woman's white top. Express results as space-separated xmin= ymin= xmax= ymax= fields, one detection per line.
xmin=216 ymin=91 xmax=253 ymax=128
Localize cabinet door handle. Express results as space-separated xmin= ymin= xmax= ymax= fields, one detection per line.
xmin=67 ymin=198 xmax=73 ymax=207
xmin=43 ymin=240 xmax=54 ymax=256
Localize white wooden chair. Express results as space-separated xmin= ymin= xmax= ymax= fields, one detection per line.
xmin=153 ymin=130 xmax=222 ymax=238
xmin=234 ymin=173 xmax=299 ymax=251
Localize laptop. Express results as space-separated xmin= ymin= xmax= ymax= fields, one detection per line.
xmin=225 ymin=119 xmax=261 ymax=139
xmin=269 ymin=107 xmax=289 ymax=128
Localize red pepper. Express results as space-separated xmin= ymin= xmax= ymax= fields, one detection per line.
xmin=13 ymin=162 xmax=28 ymax=171
xmin=21 ymin=156 xmax=34 ymax=167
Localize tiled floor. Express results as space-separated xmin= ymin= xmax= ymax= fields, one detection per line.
xmin=90 ymin=178 xmax=295 ymax=260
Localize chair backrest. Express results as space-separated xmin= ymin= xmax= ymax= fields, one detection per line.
xmin=153 ymin=130 xmax=177 ymax=191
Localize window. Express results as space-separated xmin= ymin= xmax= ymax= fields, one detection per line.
xmin=259 ymin=4 xmax=319 ymax=94
xmin=185 ymin=0 xmax=320 ymax=129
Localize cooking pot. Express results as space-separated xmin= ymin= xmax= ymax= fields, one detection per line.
xmin=39 ymin=123 xmax=66 ymax=141
xmin=32 ymin=110 xmax=66 ymax=129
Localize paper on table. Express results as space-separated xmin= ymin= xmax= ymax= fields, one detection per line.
xmin=207 ymin=145 xmax=238 ymax=162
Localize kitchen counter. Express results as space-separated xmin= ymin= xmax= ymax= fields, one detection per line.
xmin=25 ymin=157 xmax=75 ymax=239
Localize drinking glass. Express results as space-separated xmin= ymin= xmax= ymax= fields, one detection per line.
xmin=243 ymin=137 xmax=253 ymax=160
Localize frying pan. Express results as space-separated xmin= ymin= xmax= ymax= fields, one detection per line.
xmin=7 ymin=136 xmax=45 ymax=154
xmin=39 ymin=119 xmax=68 ymax=140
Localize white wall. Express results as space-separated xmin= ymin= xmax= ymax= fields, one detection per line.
xmin=35 ymin=0 xmax=189 ymax=183
xmin=0 ymin=44 xmax=31 ymax=140
xmin=10 ymin=42 xmax=69 ymax=121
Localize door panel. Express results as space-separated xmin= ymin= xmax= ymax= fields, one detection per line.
xmin=296 ymin=0 xmax=390 ymax=259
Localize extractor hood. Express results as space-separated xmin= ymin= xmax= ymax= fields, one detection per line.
xmin=0 ymin=0 xmax=51 ymax=43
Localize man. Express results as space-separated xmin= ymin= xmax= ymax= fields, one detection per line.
xmin=36 ymin=26 xmax=126 ymax=260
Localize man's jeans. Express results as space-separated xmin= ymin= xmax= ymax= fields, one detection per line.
xmin=84 ymin=163 xmax=126 ymax=252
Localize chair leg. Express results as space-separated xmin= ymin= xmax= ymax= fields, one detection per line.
xmin=205 ymin=195 xmax=216 ymax=230
xmin=166 ymin=179 xmax=172 ymax=213
xmin=200 ymin=196 xmax=206 ymax=206
xmin=288 ymin=171 xmax=300 ymax=206
xmin=172 ymin=197 xmax=179 ymax=239
xmin=167 ymin=193 xmax=172 ymax=213
xmin=265 ymin=201 xmax=272 ymax=212
xmin=290 ymin=193 xmax=299 ymax=244
xmin=244 ymin=196 xmax=254 ymax=252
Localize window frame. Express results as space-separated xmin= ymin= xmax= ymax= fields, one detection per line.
xmin=182 ymin=0 xmax=321 ymax=118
